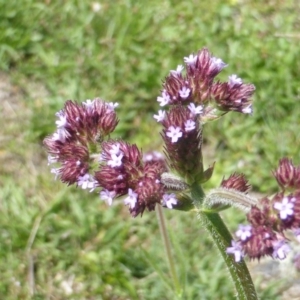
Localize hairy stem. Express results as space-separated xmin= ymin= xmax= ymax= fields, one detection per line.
xmin=198 ymin=211 xmax=258 ymax=300
xmin=191 ymin=183 xmax=257 ymax=299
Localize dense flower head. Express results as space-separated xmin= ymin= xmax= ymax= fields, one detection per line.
xmin=236 ymin=226 xmax=277 ymax=260
xmin=96 ymin=141 xmax=169 ymax=216
xmin=131 ymin=178 xmax=166 ymax=217
xmin=234 ymin=195 xmax=299 ymax=261
xmin=158 ymin=48 xmax=255 ymax=118
xmin=59 ymin=99 xmax=118 ymax=143
xmin=44 ymin=98 xmax=177 ymax=217
xmin=160 ymin=105 xmax=203 ymax=180
xmin=155 ymin=48 xmax=255 ymax=183
xmin=227 ymin=160 xmax=300 ymax=262
xmin=44 ymin=99 xmax=118 ymax=186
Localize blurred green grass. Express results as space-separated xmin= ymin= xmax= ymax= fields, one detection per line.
xmin=0 ymin=0 xmax=299 ymax=299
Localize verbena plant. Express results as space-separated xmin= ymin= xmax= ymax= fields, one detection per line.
xmin=44 ymin=48 xmax=300 ymax=299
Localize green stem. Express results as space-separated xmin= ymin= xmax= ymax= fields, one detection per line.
xmin=191 ymin=183 xmax=257 ymax=299
xmin=156 ymin=205 xmax=182 ymax=297
xmin=198 ymin=211 xmax=258 ymax=300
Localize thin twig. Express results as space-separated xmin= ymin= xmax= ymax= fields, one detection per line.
xmin=156 ymin=205 xmax=182 ymax=297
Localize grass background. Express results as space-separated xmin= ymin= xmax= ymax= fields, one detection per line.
xmin=0 ymin=0 xmax=299 ymax=299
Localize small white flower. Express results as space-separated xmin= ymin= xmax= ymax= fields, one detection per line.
xmin=53 ymin=128 xmax=69 ymax=143
xmin=226 ymin=241 xmax=244 ymax=262
xmin=166 ymin=126 xmax=183 ymax=143
xmin=170 ymin=65 xmax=184 ymax=76
xmin=184 ymin=119 xmax=196 ymax=132
xmin=179 ymin=86 xmax=190 ymax=99
xmin=143 ymin=151 xmax=164 ymax=162
xmin=107 ymin=153 xmax=123 ymax=167
xmin=235 ymin=225 xmax=252 ymax=241
xmin=188 ymin=103 xmax=203 ymax=115
xmin=157 ymin=91 xmax=170 ymax=107
xmin=51 ymin=168 xmax=60 ymax=180
xmin=77 ymin=174 xmax=97 ymax=192
xmin=211 ymin=56 xmax=227 ymax=70
xmin=242 ymin=105 xmax=253 ymax=114
xmin=52 ymin=132 xmax=61 ymax=141
xmin=47 ymin=155 xmax=58 ymax=165
xmin=55 ymin=111 xmax=68 ymax=128
xmin=153 ymin=110 xmax=166 ymax=122
xmin=152 ymin=151 xmax=164 ymax=160
xmin=272 ymin=240 xmax=290 ymax=260
xmin=157 ymin=96 xmax=168 ymax=107
xmin=82 ymin=99 xmax=95 ymax=111
xmin=109 ymin=144 xmax=121 ymax=156
xmin=162 ymin=193 xmax=178 ymax=209
xmin=228 ymin=74 xmax=243 ymax=87
xmin=124 ymin=189 xmax=138 ymax=208
xmin=107 ymin=102 xmax=119 ymax=111
xmin=100 ymin=189 xmax=116 ymax=206
xmin=184 ymin=54 xmax=197 ymax=66
xmin=274 ymin=197 xmax=294 ymax=220
xmin=143 ymin=153 xmax=154 ymax=161
xmin=77 ymin=174 xmax=89 ymax=189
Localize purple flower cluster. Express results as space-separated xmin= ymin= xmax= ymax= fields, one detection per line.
xmin=154 ymin=48 xmax=255 ymax=182
xmin=227 ymin=158 xmax=300 ymax=262
xmin=44 ymin=99 xmax=178 ymax=217
xmin=44 ymin=48 xmax=256 ymax=215
xmin=44 ymin=99 xmax=119 ymax=186
xmin=156 ymin=48 xmax=255 ymax=115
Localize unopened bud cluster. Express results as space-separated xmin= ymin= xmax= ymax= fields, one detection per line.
xmin=227 ymin=158 xmax=300 ymax=262
xmin=44 ymin=99 xmax=179 ymax=217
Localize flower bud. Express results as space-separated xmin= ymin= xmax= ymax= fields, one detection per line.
xmin=211 ymin=81 xmax=255 ymax=114
xmin=221 ymin=173 xmax=251 ymax=193
xmin=273 ymin=158 xmax=300 ymax=190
